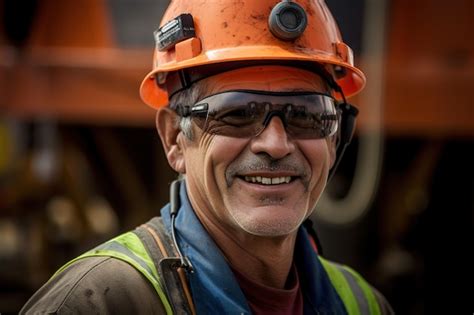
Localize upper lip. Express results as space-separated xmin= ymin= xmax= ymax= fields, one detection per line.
xmin=238 ymin=171 xmax=298 ymax=178
xmin=225 ymin=156 xmax=307 ymax=187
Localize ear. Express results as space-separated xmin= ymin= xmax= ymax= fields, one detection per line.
xmin=156 ymin=108 xmax=186 ymax=173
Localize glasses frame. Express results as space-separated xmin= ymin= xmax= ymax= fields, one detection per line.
xmin=175 ymin=89 xmax=342 ymax=139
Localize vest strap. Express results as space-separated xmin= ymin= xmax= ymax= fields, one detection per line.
xmin=136 ymin=217 xmax=196 ymax=315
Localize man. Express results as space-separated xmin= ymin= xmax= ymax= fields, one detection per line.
xmin=21 ymin=0 xmax=393 ymax=314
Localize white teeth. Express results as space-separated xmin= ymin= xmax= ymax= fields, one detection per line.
xmin=244 ymin=176 xmax=292 ymax=185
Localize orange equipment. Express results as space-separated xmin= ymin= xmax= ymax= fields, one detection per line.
xmin=140 ymin=0 xmax=366 ymax=109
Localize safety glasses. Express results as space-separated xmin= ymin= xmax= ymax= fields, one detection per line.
xmin=176 ymin=90 xmax=340 ymax=139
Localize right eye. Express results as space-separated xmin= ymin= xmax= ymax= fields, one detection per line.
xmin=219 ymin=110 xmax=251 ymax=125
xmin=213 ymin=107 xmax=254 ymax=126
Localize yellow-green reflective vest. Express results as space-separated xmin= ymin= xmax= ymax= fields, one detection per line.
xmin=53 ymin=230 xmax=382 ymax=315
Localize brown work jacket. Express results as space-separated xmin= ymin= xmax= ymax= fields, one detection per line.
xmin=20 ymin=256 xmax=167 ymax=314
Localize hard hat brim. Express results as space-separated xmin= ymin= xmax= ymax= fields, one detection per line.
xmin=140 ymin=45 xmax=366 ymax=109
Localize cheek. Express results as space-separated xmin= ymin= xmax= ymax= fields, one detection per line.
xmin=198 ymin=136 xmax=250 ymax=217
xmin=205 ymin=136 xmax=249 ymax=184
xmin=186 ymin=132 xmax=249 ymax=191
xmin=297 ymin=139 xmax=333 ymax=186
xmin=181 ymin=132 xmax=213 ymax=182
xmin=301 ymin=140 xmax=332 ymax=211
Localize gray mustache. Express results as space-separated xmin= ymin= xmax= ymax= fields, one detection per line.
xmin=226 ymin=155 xmax=307 ymax=186
xmin=232 ymin=162 xmax=300 ymax=173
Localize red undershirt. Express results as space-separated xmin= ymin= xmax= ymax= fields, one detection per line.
xmin=231 ymin=265 xmax=304 ymax=315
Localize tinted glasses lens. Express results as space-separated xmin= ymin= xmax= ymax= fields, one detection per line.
xmin=189 ymin=91 xmax=339 ymax=139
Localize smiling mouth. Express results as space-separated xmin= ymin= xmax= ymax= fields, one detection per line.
xmin=241 ymin=176 xmax=293 ymax=185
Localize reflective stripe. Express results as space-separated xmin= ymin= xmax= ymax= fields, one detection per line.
xmin=319 ymin=256 xmax=382 ymax=315
xmin=342 ymin=266 xmax=381 ymax=315
xmin=319 ymin=257 xmax=360 ymax=315
xmin=93 ymin=241 xmax=156 ymax=280
xmin=337 ymin=265 xmax=369 ymax=315
xmin=51 ymin=232 xmax=173 ymax=315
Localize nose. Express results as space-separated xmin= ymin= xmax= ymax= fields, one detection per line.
xmin=250 ymin=116 xmax=295 ymax=159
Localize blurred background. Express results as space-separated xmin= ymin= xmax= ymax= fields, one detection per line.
xmin=0 ymin=0 xmax=472 ymax=313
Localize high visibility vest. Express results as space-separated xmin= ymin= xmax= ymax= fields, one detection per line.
xmin=53 ymin=227 xmax=382 ymax=315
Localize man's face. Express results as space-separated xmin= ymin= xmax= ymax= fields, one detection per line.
xmin=173 ymin=66 xmax=336 ymax=237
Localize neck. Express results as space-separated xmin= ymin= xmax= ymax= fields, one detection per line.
xmin=196 ymin=210 xmax=298 ymax=289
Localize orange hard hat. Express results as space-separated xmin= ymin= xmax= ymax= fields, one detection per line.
xmin=140 ymin=0 xmax=366 ymax=109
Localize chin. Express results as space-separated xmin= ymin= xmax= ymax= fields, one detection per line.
xmin=232 ymin=213 xmax=304 ymax=237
